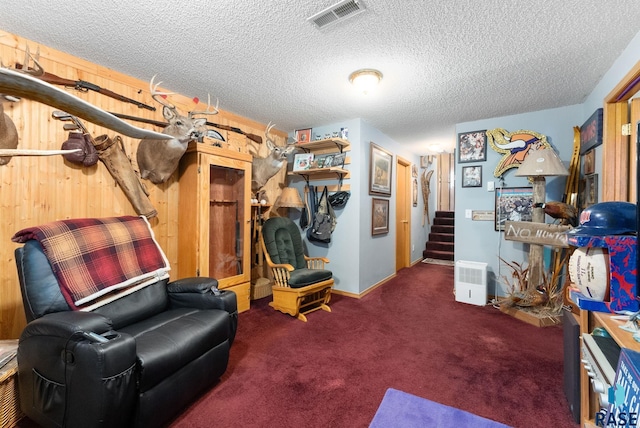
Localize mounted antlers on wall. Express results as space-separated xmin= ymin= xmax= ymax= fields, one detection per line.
xmin=136 ymin=75 xmax=218 ymax=184
xmin=249 ymin=122 xmax=297 ymax=195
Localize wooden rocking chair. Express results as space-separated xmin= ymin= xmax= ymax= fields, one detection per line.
xmin=260 ymin=217 xmax=333 ymax=322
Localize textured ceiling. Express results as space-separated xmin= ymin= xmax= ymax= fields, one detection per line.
xmin=1 ymin=1 xmax=639 ymax=154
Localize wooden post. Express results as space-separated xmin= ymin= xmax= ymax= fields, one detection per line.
xmin=528 ymin=176 xmax=546 ymax=290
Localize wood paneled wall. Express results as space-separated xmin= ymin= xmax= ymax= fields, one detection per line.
xmin=0 ymin=30 xmax=287 ymax=339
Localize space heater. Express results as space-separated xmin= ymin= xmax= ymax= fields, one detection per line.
xmin=454 ymin=260 xmax=488 ymax=306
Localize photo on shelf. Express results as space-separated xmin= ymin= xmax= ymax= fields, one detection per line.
xmin=295 ymin=128 xmax=312 ymax=144
xmin=293 ymin=153 xmax=314 ymax=171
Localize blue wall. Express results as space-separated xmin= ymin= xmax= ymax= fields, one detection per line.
xmin=288 ymin=119 xmax=434 ymax=295
xmin=454 ymin=29 xmax=640 ymax=297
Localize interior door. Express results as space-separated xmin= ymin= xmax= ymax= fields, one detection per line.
xmin=437 ymin=153 xmax=455 ymax=211
xmin=395 ymin=157 xmax=411 ymax=271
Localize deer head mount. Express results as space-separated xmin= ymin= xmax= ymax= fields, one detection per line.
xmin=0 ymin=96 xmax=19 ymax=165
xmin=136 ymin=75 xmax=218 ymax=184
xmin=250 ymin=122 xmax=297 ymax=194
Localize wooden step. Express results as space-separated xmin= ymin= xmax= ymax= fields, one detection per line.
xmin=435 ymin=211 xmax=454 ymax=218
xmin=431 ymin=225 xmax=454 ymax=234
xmin=429 ymin=232 xmax=454 ymax=243
xmin=422 ymin=249 xmax=454 ymax=261
xmin=425 ymin=241 xmax=453 ymax=252
xmin=433 ymin=216 xmax=454 ymax=226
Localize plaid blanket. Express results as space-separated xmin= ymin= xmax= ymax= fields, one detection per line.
xmin=12 ymin=216 xmax=170 ymax=310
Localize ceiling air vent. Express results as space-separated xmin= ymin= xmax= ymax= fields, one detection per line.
xmin=307 ymin=0 xmax=366 ymax=29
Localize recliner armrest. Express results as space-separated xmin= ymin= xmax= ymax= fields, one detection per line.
xmin=167 ymin=277 xmax=238 ymax=344
xmin=167 ymin=277 xmax=237 ymax=314
xmin=18 ymin=311 xmax=138 ymax=427
xmin=21 ymin=310 xmax=112 ymax=340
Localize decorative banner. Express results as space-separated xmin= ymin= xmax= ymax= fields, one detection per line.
xmin=472 ymin=210 xmax=494 ymax=221
xmin=579 ymin=108 xmax=603 ymax=155
xmin=486 ymin=128 xmax=551 ymax=178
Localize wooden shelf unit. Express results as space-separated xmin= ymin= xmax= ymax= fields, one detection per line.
xmin=579 ymin=310 xmax=640 ymax=427
xmin=288 ymin=138 xmax=351 ymax=185
xmin=178 ymin=143 xmax=252 ymax=312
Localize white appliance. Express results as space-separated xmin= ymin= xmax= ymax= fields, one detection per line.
xmin=454 ymin=260 xmax=488 ymax=306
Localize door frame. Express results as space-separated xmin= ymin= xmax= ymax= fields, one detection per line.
xmin=395 ymin=156 xmax=411 ymax=271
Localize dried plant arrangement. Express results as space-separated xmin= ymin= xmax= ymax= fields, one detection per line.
xmin=498 ymin=250 xmax=571 ymax=319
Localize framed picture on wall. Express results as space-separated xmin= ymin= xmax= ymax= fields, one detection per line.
xmin=462 ymin=166 xmax=482 ymax=188
xmin=372 ymin=198 xmax=390 ymax=235
xmin=294 ymin=128 xmax=312 ymax=143
xmin=494 ymin=187 xmax=533 ymax=231
xmin=369 ymin=142 xmax=393 ymax=196
xmin=458 ymin=130 xmax=487 ymax=163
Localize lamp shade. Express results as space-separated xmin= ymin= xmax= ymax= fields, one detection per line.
xmin=277 ymin=187 xmax=304 ymax=208
xmin=514 ymin=148 xmax=569 ymax=177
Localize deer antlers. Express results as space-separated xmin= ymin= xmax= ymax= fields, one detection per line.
xmin=150 ymin=75 xmax=219 ymax=118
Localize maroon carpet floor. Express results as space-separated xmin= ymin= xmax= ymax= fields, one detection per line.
xmin=170 ymin=263 xmax=579 ymax=428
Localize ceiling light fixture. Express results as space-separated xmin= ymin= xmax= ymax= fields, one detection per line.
xmin=349 ymin=69 xmax=383 ymax=94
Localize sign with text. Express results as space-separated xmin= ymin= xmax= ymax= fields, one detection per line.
xmin=504 ymin=221 xmax=571 ymax=247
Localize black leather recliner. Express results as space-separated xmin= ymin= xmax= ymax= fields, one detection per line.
xmin=14 ymin=239 xmax=238 ymax=428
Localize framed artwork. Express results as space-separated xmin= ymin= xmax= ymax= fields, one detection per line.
xmin=420 ymin=155 xmax=433 ymax=168
xmin=294 ymin=128 xmax=312 ymax=144
xmin=584 ymin=149 xmax=595 ymax=175
xmin=458 ymin=130 xmax=487 ymax=163
xmin=293 ymin=153 xmax=313 ymax=171
xmin=580 ymin=108 xmax=603 ymax=154
xmin=412 ymin=178 xmax=418 ymax=207
xmin=369 ymin=142 xmax=393 ymax=196
xmin=372 ymin=198 xmax=390 ymax=235
xmin=494 ymin=187 xmax=533 ymax=231
xmin=585 ymin=174 xmax=598 ymax=207
xmin=461 ymin=166 xmax=482 ymax=188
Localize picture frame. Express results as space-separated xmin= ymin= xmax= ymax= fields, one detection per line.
xmin=584 ymin=149 xmax=595 ymax=175
xmin=420 ymin=155 xmax=432 ymax=168
xmin=369 ymin=142 xmax=393 ymax=196
xmin=585 ymin=173 xmax=598 ymax=207
xmin=461 ymin=166 xmax=482 ymax=188
xmin=294 ymin=128 xmax=312 ymax=144
xmin=372 ymin=198 xmax=390 ymax=235
xmin=329 ymin=152 xmax=346 ymax=168
xmin=412 ymin=178 xmax=418 ymax=207
xmin=458 ymin=130 xmax=487 ymax=163
xmin=293 ymin=153 xmax=314 ymax=171
xmin=494 ymin=187 xmax=533 ymax=231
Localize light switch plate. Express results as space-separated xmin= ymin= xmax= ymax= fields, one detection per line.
xmin=487 ymin=181 xmax=495 ymax=191
xmin=465 ymin=209 xmax=472 ymax=218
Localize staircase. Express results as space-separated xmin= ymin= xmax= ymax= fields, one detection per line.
xmin=423 ymin=211 xmax=454 ymax=261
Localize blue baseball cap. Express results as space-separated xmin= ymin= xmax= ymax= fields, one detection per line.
xmin=567 ymin=201 xmax=637 ymax=236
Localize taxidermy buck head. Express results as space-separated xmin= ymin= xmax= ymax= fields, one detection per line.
xmin=136 ymin=76 xmax=218 ymax=184
xmin=249 ymin=122 xmax=297 ymax=194
xmin=0 ymin=96 xmax=19 ymax=165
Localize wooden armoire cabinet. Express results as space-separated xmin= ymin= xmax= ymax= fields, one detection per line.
xmin=178 ymin=143 xmax=252 ymax=312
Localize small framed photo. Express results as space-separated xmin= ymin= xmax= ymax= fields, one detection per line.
xmin=584 ymin=149 xmax=595 ymax=175
xmin=494 ymin=187 xmax=533 ymax=231
xmin=329 ymin=152 xmax=346 ymax=168
xmin=462 ymin=166 xmax=482 ymax=188
xmin=458 ymin=130 xmax=487 ymax=163
xmin=372 ymin=198 xmax=390 ymax=235
xmin=370 ymin=142 xmax=393 ymax=197
xmin=295 ymin=128 xmax=312 ymax=144
xmin=420 ymin=155 xmax=432 ymax=168
xmin=293 ymin=153 xmax=314 ymax=171
xmin=585 ymin=173 xmax=598 ymax=207
xmin=315 ymin=154 xmax=334 ymax=168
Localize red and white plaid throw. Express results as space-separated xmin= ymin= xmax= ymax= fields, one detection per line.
xmin=12 ymin=216 xmax=170 ymax=310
